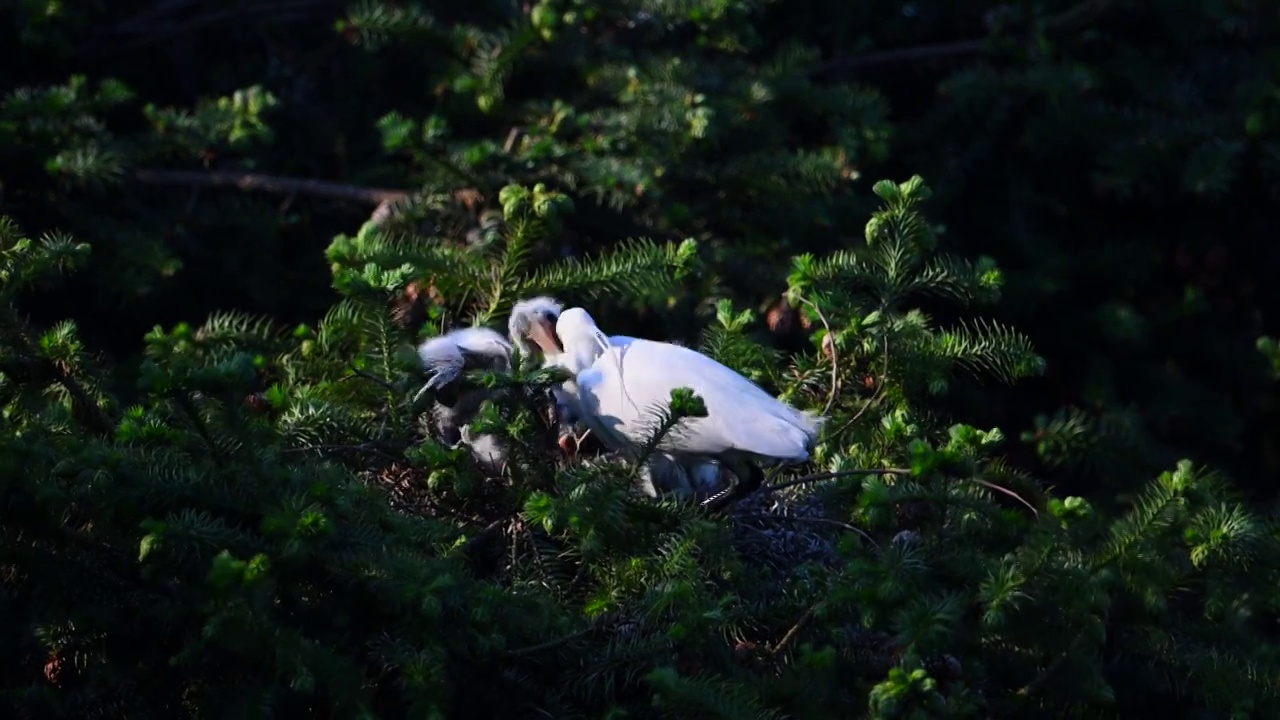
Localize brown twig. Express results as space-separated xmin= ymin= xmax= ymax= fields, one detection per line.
xmin=971 ymin=477 xmax=1040 ymax=518
xmin=770 ymin=603 xmax=821 ymax=655
xmin=762 ymin=468 xmax=911 ymax=495
xmin=813 ymin=0 xmax=1117 ymax=75
xmin=133 ymin=168 xmax=409 ymax=206
xmin=735 ymin=513 xmax=880 ymax=551
xmin=1014 ymin=652 xmax=1069 ymax=697
xmin=342 ymin=360 xmax=400 ymax=394
xmin=794 ymin=295 xmax=840 ymax=417
xmin=503 ymin=127 xmax=525 ymax=153
xmin=829 ymin=333 xmax=891 ymax=439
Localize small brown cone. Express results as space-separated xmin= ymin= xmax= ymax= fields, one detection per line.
xmin=244 ymin=392 xmax=270 ymax=414
xmin=390 ymin=279 xmax=441 ymax=331
xmin=43 ymin=652 xmax=66 ymax=686
xmin=733 ymin=640 xmax=761 ymax=666
xmin=766 ymin=297 xmax=798 ymax=335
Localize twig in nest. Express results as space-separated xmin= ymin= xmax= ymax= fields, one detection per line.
xmin=736 ymin=513 xmax=880 ymax=551
xmin=762 ymin=468 xmax=910 ymax=495
xmin=133 ymin=168 xmax=409 ymax=206
xmin=793 ymin=295 xmax=839 ymax=416
xmin=770 ymin=603 xmax=820 ymax=655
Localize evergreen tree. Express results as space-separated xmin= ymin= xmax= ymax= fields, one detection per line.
xmin=4 ymin=175 xmax=1279 ymax=717
xmin=4 ymin=1 xmax=1280 ymax=718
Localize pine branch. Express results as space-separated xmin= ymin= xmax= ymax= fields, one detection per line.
xmin=813 ymin=0 xmax=1119 ymax=75
xmin=132 ymin=168 xmax=409 ymax=205
xmin=0 ymin=312 xmax=114 ymax=436
xmin=770 ymin=603 xmax=820 ymax=655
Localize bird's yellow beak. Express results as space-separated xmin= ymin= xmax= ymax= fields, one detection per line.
xmin=528 ymin=317 xmax=563 ymax=356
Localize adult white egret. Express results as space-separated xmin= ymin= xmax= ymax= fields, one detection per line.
xmin=417 ymin=326 xmax=515 ymax=474
xmin=553 ymin=306 xmax=823 ymax=507
xmin=506 ymin=297 xmax=721 ymax=500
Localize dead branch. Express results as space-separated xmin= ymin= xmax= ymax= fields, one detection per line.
xmin=133 ymin=168 xmax=410 ymax=206
xmin=813 ymin=0 xmax=1118 ymax=75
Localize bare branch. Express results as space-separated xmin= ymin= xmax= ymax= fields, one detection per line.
xmin=794 ymin=295 xmax=840 ymax=417
xmin=813 ymin=0 xmax=1118 ymax=75
xmin=133 ymin=168 xmax=410 ymax=206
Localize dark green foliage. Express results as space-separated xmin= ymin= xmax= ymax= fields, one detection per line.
xmin=4 ymin=1 xmax=1280 ymax=718
xmin=4 ymin=174 xmax=1280 ymax=717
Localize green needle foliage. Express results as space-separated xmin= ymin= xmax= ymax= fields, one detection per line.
xmin=3 ymin=175 xmax=1279 ymax=719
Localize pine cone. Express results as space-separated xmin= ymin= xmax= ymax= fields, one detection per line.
xmin=455 ymin=188 xmax=485 ymax=211
xmin=895 ymin=499 xmax=933 ymax=530
xmin=766 ymin=297 xmax=798 ymax=335
xmin=43 ymin=652 xmax=66 ymax=686
xmin=733 ymin=640 xmax=762 ymax=666
xmin=243 ymin=392 xmax=270 ymax=414
xmin=390 ymin=280 xmax=443 ymax=331
xmin=389 ymin=284 xmax=427 ymax=331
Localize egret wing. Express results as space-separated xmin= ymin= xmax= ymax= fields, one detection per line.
xmin=576 ymin=339 xmax=818 ymax=461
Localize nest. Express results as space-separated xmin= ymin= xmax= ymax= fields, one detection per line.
xmin=727 ymin=487 xmax=845 ymax=579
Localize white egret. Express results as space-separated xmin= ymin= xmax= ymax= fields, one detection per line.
xmin=416 ymin=327 xmax=514 ymax=474
xmin=506 ymin=297 xmax=721 ymax=500
xmin=553 ymin=306 xmax=823 ymax=507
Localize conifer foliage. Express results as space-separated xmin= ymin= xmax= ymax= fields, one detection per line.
xmin=4 ymin=1 xmax=1280 ymax=718
xmin=4 ymin=172 xmax=1280 ymax=718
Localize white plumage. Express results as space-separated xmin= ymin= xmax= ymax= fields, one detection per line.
xmin=555 ymin=307 xmax=823 ymax=504
xmin=505 ymin=297 xmax=722 ymax=500
xmin=416 ymin=327 xmax=514 ymax=474
xmin=418 ymin=326 xmax=513 ymax=389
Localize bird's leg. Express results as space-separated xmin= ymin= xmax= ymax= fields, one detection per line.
xmin=701 ymin=457 xmax=763 ymax=512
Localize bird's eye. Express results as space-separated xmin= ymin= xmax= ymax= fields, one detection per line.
xmin=542 ymin=310 xmax=558 ymax=323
